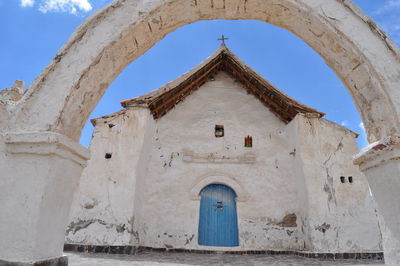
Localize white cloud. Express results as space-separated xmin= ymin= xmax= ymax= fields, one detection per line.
xmin=18 ymin=0 xmax=93 ymax=14
xmin=340 ymin=120 xmax=348 ymax=127
xmin=38 ymin=0 xmax=92 ymax=14
xmin=20 ymin=0 xmax=35 ymax=7
xmin=376 ymin=0 xmax=400 ymax=14
xmin=373 ymin=1 xmax=400 ymax=46
xmin=358 ymin=122 xmax=369 ymax=149
xmin=359 ymin=122 xmax=365 ymax=131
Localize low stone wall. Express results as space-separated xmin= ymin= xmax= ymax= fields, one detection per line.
xmin=0 ymin=256 xmax=68 ymax=266
xmin=64 ymin=244 xmax=384 ymax=261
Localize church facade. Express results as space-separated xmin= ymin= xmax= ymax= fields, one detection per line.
xmin=66 ymin=45 xmax=382 ymax=253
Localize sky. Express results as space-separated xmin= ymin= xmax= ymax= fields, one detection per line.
xmin=1 ymin=0 xmax=399 ymax=149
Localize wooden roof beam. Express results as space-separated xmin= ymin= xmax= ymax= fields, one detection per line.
xmin=151 ymin=62 xmax=223 ymax=116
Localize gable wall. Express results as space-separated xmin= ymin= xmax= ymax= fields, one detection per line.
xmin=134 ymin=72 xmax=301 ymax=250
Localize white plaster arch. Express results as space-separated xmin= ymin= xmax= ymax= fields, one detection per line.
xmin=2 ymin=0 xmax=400 ymax=264
xmin=189 ymin=171 xmax=250 ymax=202
xmin=2 ymin=0 xmax=400 ymax=144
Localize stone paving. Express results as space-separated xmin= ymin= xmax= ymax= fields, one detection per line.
xmin=66 ymin=251 xmax=385 ymax=266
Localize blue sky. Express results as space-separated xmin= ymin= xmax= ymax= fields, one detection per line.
xmin=1 ymin=0 xmax=400 ymax=148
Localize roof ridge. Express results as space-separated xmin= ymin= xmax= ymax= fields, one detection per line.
xmin=120 ymin=45 xmax=324 ymax=122
xmin=120 ymin=44 xmax=230 ymax=106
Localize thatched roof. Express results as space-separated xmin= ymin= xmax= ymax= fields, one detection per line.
xmin=121 ymin=44 xmax=325 ymax=122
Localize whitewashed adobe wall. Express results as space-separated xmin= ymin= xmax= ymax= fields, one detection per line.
xmin=288 ymin=114 xmax=383 ymax=252
xmin=66 ymin=108 xmax=154 ymax=246
xmin=133 ymin=72 xmax=300 ymax=250
xmin=67 ymin=72 xmax=382 ymax=252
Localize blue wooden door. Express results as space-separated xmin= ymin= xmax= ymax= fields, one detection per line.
xmin=198 ymin=184 xmax=239 ymax=247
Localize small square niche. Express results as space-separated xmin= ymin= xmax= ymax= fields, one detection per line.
xmin=215 ymin=125 xmax=224 ymax=138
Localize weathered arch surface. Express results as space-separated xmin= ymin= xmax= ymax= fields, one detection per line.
xmin=5 ymin=0 xmax=400 ymax=143
xmin=189 ymin=172 xmax=250 ymax=202
xmin=2 ymin=0 xmax=400 ymax=265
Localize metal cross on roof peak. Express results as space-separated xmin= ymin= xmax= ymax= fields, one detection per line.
xmin=218 ymin=34 xmax=229 ymax=45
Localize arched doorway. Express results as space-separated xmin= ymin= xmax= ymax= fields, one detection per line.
xmin=198 ymin=184 xmax=239 ymax=247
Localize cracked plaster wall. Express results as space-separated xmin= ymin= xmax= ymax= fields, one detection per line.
xmin=289 ymin=114 xmax=382 ymax=252
xmin=133 ymin=72 xmax=299 ymax=251
xmin=66 ymin=108 xmax=153 ymax=246
xmin=67 ymin=72 xmax=382 ymax=252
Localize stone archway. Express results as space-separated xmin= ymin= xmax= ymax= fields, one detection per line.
xmin=1 ymin=0 xmax=400 ymax=265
